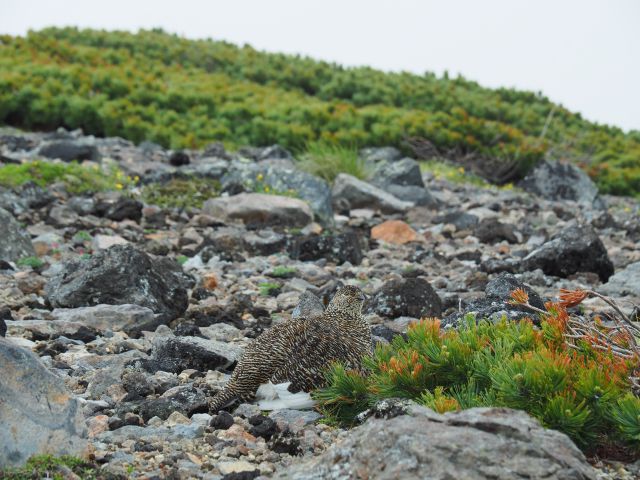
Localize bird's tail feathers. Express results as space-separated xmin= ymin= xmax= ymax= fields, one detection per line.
xmin=256 ymin=382 xmax=316 ymax=411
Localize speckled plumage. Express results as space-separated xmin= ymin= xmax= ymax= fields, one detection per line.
xmin=208 ymin=285 xmax=371 ymax=413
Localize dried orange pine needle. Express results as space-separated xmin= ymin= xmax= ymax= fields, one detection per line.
xmin=510 ymin=288 xmax=529 ymax=305
xmin=558 ymin=288 xmax=589 ymax=308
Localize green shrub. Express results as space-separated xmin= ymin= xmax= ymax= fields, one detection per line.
xmin=315 ymin=312 xmax=640 ymax=453
xmin=0 ymin=454 xmax=104 ymax=480
xmin=297 ymin=142 xmax=369 ymax=182
xmin=16 ymin=256 xmax=44 ymax=269
xmin=140 ymin=177 xmax=220 ymax=209
xmin=0 ymin=160 xmax=134 ymax=194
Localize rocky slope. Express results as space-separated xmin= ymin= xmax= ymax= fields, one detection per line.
xmin=1 ymin=128 xmax=639 ymax=479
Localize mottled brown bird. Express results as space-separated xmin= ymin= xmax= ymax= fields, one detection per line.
xmin=208 ymin=285 xmax=371 ymax=413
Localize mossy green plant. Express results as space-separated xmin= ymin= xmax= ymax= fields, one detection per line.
xmin=0 ymin=160 xmax=135 ymax=194
xmin=140 ymin=178 xmax=220 ymax=209
xmin=16 ymin=256 xmax=45 ymax=269
xmin=297 ymin=142 xmax=369 ymax=182
xmin=268 ymin=266 xmax=297 ymax=278
xmin=259 ymin=282 xmax=281 ymax=297
xmin=0 ymin=454 xmax=106 ymax=480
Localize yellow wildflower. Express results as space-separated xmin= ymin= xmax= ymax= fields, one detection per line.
xmin=115 ymin=183 xmax=123 ymax=190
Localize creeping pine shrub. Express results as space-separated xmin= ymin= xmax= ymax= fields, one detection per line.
xmin=315 ymin=293 xmax=640 ymax=455
xmin=0 ymin=454 xmax=103 ymax=480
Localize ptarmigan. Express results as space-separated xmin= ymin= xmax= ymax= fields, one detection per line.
xmin=208 ymin=285 xmax=371 ymax=412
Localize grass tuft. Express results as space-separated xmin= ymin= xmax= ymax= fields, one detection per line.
xmin=297 ymin=142 xmax=369 ymax=182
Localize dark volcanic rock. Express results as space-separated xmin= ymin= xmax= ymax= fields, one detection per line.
xmin=288 ymin=231 xmax=364 ymax=265
xmin=17 ymin=181 xmax=55 ymax=209
xmin=210 ymin=411 xmax=234 ymax=430
xmin=138 ymin=384 xmax=209 ymax=421
xmin=45 ymin=244 xmax=189 ymax=325
xmin=169 ymin=150 xmax=190 ymax=166
xmin=96 ymin=197 xmax=143 ymax=222
xmin=0 ymin=207 xmax=36 ymax=262
xmin=474 ymin=218 xmax=519 ymax=244
xmin=39 ymin=140 xmax=99 ymax=162
xmin=367 ymin=278 xmax=442 ymax=319
xmin=139 ymin=335 xmax=240 ymax=374
xmin=248 ymin=415 xmax=278 ymax=440
xmin=522 ymin=224 xmax=614 ymax=281
xmin=444 ymin=273 xmax=545 ymax=327
xmin=519 ymin=160 xmax=602 ymax=207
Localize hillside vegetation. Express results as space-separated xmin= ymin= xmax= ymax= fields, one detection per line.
xmin=0 ymin=27 xmax=638 ymax=195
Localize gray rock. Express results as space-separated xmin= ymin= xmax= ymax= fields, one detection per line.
xmin=6 ymin=319 xmax=97 ymax=342
xmin=0 ymin=338 xmax=88 ymax=467
xmin=600 ymin=261 xmax=640 ymax=297
xmin=372 ymin=157 xmax=424 ymax=187
xmin=383 ymin=184 xmax=439 ymax=207
xmin=203 ymin=193 xmax=313 ymax=229
xmin=45 ymin=244 xmax=189 ymax=326
xmin=275 ymin=406 xmax=596 ymax=480
xmin=435 ymin=210 xmax=479 ymax=230
xmin=220 ymin=161 xmax=333 ymax=225
xmin=519 ymin=160 xmax=602 ymax=207
xmin=96 ymin=423 xmax=204 ymax=443
xmin=268 ymin=410 xmax=322 ymax=434
xmin=332 ymin=173 xmax=413 ymax=214
xmin=0 ymin=207 xmax=36 ymax=262
xmin=291 ymin=291 xmax=325 ymax=320
xmin=522 ymin=224 xmax=614 ymax=282
xmin=367 ymin=277 xmax=442 ymax=319
xmin=51 ymin=304 xmax=157 ymax=336
xmin=38 ymin=140 xmax=99 ymax=162
xmin=359 ymin=146 xmax=403 ymax=164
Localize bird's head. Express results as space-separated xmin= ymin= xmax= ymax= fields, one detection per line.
xmin=326 ymin=285 xmax=366 ymax=316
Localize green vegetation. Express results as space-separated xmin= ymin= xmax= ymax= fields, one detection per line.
xmin=140 ymin=177 xmax=220 ymax=209
xmin=0 ymin=28 xmax=638 ymax=195
xmin=297 ymin=142 xmax=369 ymax=181
xmin=73 ymin=230 xmax=92 ymax=242
xmin=259 ymin=281 xmax=281 ymax=296
xmin=0 ymin=160 xmax=134 ymax=194
xmin=16 ymin=256 xmax=45 ymax=269
xmin=176 ymin=255 xmax=189 ymax=265
xmin=315 ymin=301 xmax=640 ymax=454
xmin=0 ymin=454 xmax=105 ymax=480
xmin=268 ymin=266 xmax=297 ymax=278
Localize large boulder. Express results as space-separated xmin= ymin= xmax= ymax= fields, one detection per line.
xmin=220 ymin=161 xmax=334 ymax=225
xmin=522 ymin=224 xmax=614 ymax=282
xmin=0 ymin=338 xmax=88 ymax=466
xmin=45 ymin=244 xmax=189 ymax=325
xmin=38 ymin=140 xmax=99 ymax=162
xmin=372 ymin=157 xmax=424 ymax=187
xmin=367 ymin=278 xmax=442 ymax=319
xmin=332 ymin=174 xmax=413 ymax=213
xmin=0 ymin=207 xmax=36 ymax=262
xmin=519 ymin=160 xmax=602 ymax=207
xmin=600 ymin=261 xmax=640 ymax=298
xmin=50 ymin=304 xmax=157 ymax=337
xmin=275 ymin=405 xmax=597 ymax=480
xmin=203 ymin=193 xmax=313 ymax=229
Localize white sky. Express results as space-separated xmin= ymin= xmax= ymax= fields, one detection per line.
xmin=1 ymin=0 xmax=639 ymax=132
